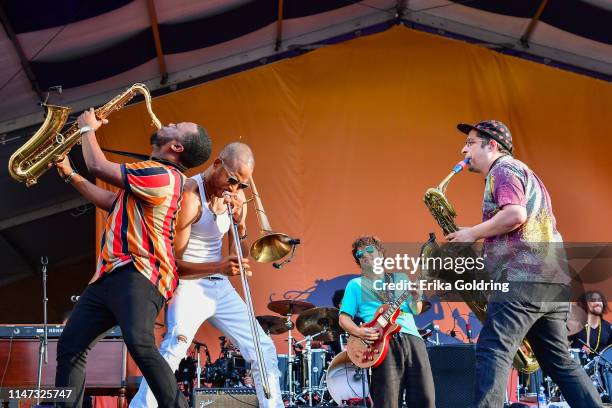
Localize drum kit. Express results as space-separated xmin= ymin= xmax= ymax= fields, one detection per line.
xmin=179 ymin=299 xmax=369 ymax=406
xmin=517 ymin=305 xmax=612 ymax=406
xmin=260 ymin=299 xmax=369 ymax=407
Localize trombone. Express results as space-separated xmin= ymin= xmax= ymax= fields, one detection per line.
xmin=226 ymin=176 xmax=299 ymax=399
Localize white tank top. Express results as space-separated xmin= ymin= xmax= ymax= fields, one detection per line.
xmin=182 ymin=174 xmax=231 ymax=266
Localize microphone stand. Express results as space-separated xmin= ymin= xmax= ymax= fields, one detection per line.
xmin=35 ymin=256 xmax=49 ymax=406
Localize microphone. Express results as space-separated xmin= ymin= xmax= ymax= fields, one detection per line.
xmin=70 ymin=295 xmax=80 ymax=303
xmin=272 ymin=237 xmax=301 ymax=269
xmin=434 ymin=324 xmax=440 ymax=345
xmin=466 ymin=322 xmax=473 ymax=344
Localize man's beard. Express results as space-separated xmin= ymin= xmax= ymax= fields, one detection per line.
xmin=590 ymin=307 xmax=604 ymax=316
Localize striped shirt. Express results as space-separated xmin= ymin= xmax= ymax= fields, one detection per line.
xmin=91 ymin=160 xmax=185 ymax=299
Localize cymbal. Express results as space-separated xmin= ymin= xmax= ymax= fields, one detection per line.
xmin=268 ymin=299 xmax=315 ymax=315
xmin=296 ymin=307 xmax=342 ymax=341
xmin=567 ymin=303 xmax=587 ymax=336
xmin=256 ymin=315 xmax=288 ymax=335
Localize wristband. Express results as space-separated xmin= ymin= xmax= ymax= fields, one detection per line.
xmin=79 ymin=125 xmax=94 ymax=135
xmin=63 ymin=170 xmax=77 ymax=183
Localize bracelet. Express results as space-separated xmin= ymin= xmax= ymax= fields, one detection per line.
xmin=79 ymin=125 xmax=93 ymax=135
xmin=63 ymin=170 xmax=77 ymax=183
xmin=239 ymin=231 xmax=248 ymax=240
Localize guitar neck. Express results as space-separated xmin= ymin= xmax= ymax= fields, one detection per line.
xmin=380 ymin=285 xmax=413 ymax=322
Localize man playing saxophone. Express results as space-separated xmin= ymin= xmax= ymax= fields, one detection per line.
xmin=130 ymin=142 xmax=283 ymax=408
xmin=446 ymin=120 xmax=601 ymax=407
xmin=53 ymin=108 xmax=212 ymax=408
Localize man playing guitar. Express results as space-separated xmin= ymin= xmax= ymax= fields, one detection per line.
xmin=338 ymin=236 xmax=435 ymax=408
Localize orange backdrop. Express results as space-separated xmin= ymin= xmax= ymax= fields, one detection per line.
xmin=93 ymin=26 xmax=612 ymax=371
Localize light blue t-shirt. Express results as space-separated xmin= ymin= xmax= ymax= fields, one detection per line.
xmin=339 ymin=275 xmax=420 ymax=338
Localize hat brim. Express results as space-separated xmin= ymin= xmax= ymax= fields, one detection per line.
xmin=457 ymin=123 xmax=479 ymax=136
xmin=457 ymin=122 xmax=512 ymax=153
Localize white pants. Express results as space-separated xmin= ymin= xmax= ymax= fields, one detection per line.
xmin=130 ymin=278 xmax=283 ymax=408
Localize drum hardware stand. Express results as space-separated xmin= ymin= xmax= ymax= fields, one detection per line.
xmin=34 ymin=256 xmax=49 ymax=408
xmin=284 ymin=312 xmax=297 ymax=407
xmin=295 ymin=328 xmax=330 ymax=407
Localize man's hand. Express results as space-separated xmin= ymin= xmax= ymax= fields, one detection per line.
xmin=223 ymin=192 xmax=246 ymax=224
xmin=446 ymin=227 xmax=478 ymax=243
xmin=77 ymin=108 xmax=108 ymax=131
xmin=220 ymin=256 xmax=251 ymax=277
xmin=53 ymin=156 xmax=73 ymax=178
xmin=355 ymin=326 xmax=379 ymax=343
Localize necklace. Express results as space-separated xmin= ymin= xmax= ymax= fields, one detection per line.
xmin=585 ymin=317 xmax=602 ymax=352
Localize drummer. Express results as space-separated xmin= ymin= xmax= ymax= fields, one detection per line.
xmin=569 ymin=290 xmax=612 ymax=355
xmin=338 ymin=235 xmax=435 ymax=408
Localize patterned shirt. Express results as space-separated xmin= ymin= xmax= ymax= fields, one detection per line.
xmin=482 ymin=155 xmax=569 ymax=284
xmin=91 ymin=160 xmax=185 ymax=299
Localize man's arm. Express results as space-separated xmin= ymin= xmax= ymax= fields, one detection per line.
xmin=78 ymin=108 xmax=123 ymax=188
xmin=227 ymin=190 xmax=249 ymax=257
xmin=177 ymin=257 xmax=250 ymax=279
xmin=54 ymin=156 xmax=116 ymax=212
xmin=174 ymin=180 xmax=202 ymax=259
xmin=446 ymin=204 xmax=527 ymax=242
xmin=175 ymin=181 xmax=251 ymax=279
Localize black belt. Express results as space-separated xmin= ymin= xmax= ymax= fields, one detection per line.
xmin=204 ymin=276 xmax=224 ymax=280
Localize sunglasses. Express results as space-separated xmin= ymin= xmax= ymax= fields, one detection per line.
xmin=356 ymin=245 xmax=376 ymax=259
xmin=221 ymin=159 xmax=250 ymax=190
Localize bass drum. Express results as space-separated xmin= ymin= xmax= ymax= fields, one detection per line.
xmin=325 ymin=351 xmax=369 ymax=405
xmin=594 ymin=344 xmax=612 ymax=404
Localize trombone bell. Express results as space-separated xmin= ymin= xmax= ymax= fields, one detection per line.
xmin=251 ymin=232 xmax=293 ymax=263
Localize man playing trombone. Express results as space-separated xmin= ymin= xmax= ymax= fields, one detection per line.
xmin=130 ymin=142 xmax=283 ymax=408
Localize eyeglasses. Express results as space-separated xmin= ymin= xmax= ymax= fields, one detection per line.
xmin=588 ymin=297 xmax=603 ymax=302
xmin=464 ymin=139 xmax=480 ymax=147
xmin=221 ymin=159 xmax=250 ymax=190
xmin=355 ymin=245 xmax=376 ymax=259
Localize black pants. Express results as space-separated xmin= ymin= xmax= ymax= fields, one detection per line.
xmin=474 ymin=283 xmax=602 ymax=408
xmin=55 ymin=263 xmax=188 ymax=408
xmin=370 ymin=333 xmax=435 ymax=408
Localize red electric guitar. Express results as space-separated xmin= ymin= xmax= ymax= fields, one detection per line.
xmin=345 ymin=287 xmax=415 ymax=368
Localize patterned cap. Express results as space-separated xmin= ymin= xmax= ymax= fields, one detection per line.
xmin=457 ymin=120 xmax=513 ymax=154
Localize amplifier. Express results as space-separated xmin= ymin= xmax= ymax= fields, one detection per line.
xmin=0 ymin=324 xmax=122 ymax=339
xmin=193 ymin=388 xmax=258 ymax=408
xmin=427 ymin=344 xmax=476 ymax=408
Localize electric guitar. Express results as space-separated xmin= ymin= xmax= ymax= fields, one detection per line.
xmin=345 ymin=285 xmax=415 ymax=368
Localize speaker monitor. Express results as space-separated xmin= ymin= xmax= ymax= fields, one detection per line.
xmin=427 ymin=344 xmax=476 ymax=408
xmin=193 ymin=388 xmax=258 ymax=408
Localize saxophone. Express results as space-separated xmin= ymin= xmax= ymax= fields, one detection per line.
xmin=423 ymin=159 xmax=540 ymax=374
xmin=8 ymin=83 xmax=161 ymax=187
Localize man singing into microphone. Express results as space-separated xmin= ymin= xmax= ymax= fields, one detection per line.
xmin=130 ymin=142 xmax=283 ymax=408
